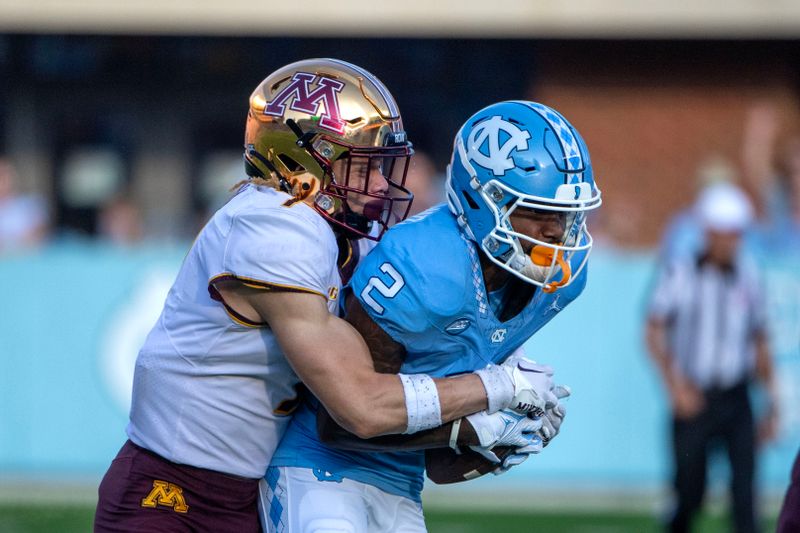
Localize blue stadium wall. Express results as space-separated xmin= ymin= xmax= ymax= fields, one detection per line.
xmin=1 ymin=242 xmax=798 ymax=497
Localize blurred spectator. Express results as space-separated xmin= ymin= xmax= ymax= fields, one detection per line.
xmin=645 ymin=183 xmax=779 ymax=533
xmin=59 ymin=147 xmax=127 ymax=239
xmin=404 ymin=151 xmax=443 ymax=216
xmin=658 ymin=155 xmax=739 ymax=261
xmin=658 ymin=102 xmax=800 ymax=261
xmin=97 ymin=194 xmax=144 ymax=245
xmin=0 ymin=157 xmax=49 ymax=253
xmin=741 ymin=102 xmax=800 ymax=252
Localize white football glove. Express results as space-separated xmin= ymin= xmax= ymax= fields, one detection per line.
xmin=538 ymin=384 xmax=570 ymax=446
xmin=465 ymin=409 xmax=543 ymax=464
xmin=501 ymin=354 xmax=558 ymax=415
xmin=491 ymin=450 xmax=532 ymax=476
xmin=492 ymin=393 xmax=570 ymax=475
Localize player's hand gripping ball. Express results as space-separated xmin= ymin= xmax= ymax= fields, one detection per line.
xmin=426 ymin=409 xmax=543 ymax=484
xmin=501 ymin=355 xmax=558 ymax=415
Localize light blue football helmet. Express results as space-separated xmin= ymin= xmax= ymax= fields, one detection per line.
xmin=445 ymin=101 xmax=602 ymax=291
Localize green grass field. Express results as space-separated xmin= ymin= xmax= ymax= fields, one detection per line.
xmin=0 ymin=503 xmax=778 ymax=532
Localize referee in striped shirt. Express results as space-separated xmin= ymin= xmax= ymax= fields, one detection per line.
xmin=646 ymin=183 xmax=779 ymax=533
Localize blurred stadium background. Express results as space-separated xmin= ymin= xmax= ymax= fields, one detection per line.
xmin=1 ymin=1 xmax=800 ymax=531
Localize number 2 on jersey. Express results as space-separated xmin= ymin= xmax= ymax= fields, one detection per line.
xmin=360 ymin=262 xmax=405 ymax=315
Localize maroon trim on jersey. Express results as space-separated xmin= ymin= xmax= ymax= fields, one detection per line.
xmin=207 ymin=276 xmax=266 ymax=328
xmin=207 ymin=274 xmax=328 ymax=328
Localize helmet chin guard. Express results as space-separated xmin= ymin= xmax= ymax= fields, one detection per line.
xmin=446 ymin=101 xmax=602 ymax=291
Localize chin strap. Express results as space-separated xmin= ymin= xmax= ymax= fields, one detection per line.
xmin=530 ymin=245 xmax=572 ymax=293
xmin=341 ymin=211 xmax=371 ymax=235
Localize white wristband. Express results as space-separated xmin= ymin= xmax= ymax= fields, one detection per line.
xmin=475 ymin=364 xmax=514 ymax=414
xmin=399 ymin=373 xmax=442 ymax=434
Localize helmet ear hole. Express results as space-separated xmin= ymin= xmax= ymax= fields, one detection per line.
xmin=461 ymin=190 xmax=480 ymax=210
xmin=278 ymin=154 xmax=302 ymax=173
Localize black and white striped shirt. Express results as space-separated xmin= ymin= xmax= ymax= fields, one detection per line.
xmin=648 ymin=255 xmax=766 ymax=390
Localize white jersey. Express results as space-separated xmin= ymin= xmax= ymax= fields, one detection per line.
xmin=127 ymin=184 xmax=342 ymax=479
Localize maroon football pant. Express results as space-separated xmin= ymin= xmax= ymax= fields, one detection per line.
xmin=94 ymin=440 xmax=260 ymax=533
xmin=777 ymin=448 xmax=800 ymax=533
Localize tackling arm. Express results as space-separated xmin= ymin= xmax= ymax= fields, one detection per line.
xmin=214 ymin=280 xmax=487 ymax=439
xmin=316 ymin=294 xmax=485 ymax=449
xmin=317 ymin=296 xmax=555 ymax=452
xmin=315 ymin=294 xmax=556 ymax=484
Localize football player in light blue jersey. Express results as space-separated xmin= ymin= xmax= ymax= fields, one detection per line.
xmin=265 ymin=101 xmax=602 ymax=532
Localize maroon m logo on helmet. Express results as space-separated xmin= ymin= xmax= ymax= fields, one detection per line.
xmin=264 ymin=72 xmax=346 ymax=135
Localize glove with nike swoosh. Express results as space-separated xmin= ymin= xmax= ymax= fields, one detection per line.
xmin=500 ymin=353 xmax=559 ymax=416
xmin=465 ymin=409 xmax=543 ymax=463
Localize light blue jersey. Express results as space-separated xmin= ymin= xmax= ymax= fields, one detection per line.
xmin=270 ymin=205 xmax=587 ymax=502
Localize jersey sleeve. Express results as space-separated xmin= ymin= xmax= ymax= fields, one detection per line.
xmin=219 ymin=206 xmax=335 ymax=298
xmin=349 ymin=232 xmax=437 ymax=352
xmin=647 ymin=260 xmax=684 ymax=321
xmin=742 ymin=260 xmax=768 ymax=335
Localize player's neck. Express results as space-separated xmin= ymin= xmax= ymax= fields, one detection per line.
xmin=478 ymin=251 xmax=510 ymax=292
xmin=479 ymin=249 xmax=536 ymax=322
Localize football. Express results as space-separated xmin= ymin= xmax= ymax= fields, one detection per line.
xmin=425 ymin=446 xmax=515 ymax=484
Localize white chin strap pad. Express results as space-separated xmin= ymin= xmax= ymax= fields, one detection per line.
xmin=514 ymin=252 xmax=560 ymax=285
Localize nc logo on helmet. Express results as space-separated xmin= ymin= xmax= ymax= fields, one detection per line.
xmin=467 ymin=116 xmax=531 ymax=176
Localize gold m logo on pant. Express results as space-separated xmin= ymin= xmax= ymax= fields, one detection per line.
xmin=141 ymin=480 xmax=189 ymax=513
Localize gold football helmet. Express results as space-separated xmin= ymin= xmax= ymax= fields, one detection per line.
xmin=244 ymin=58 xmax=414 ymax=239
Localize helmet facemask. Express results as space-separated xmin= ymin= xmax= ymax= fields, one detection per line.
xmin=479 ymin=178 xmax=595 ymax=292
xmin=307 ymin=133 xmax=414 ymax=241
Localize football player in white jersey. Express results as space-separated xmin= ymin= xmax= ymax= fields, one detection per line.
xmin=94 ymin=59 xmax=554 ymax=533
